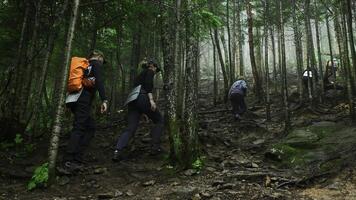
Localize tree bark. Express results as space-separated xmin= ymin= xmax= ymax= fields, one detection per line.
xmin=270 ymin=27 xmax=278 ymax=93
xmin=246 ymin=0 xmax=263 ymax=100
xmin=237 ymin=0 xmax=244 ymax=76
xmin=181 ymin=0 xmax=199 ymax=167
xmin=48 ymin=0 xmax=80 ymax=181
xmin=314 ymin=0 xmax=324 ymax=99
xmin=21 ymin=0 xmax=43 ymax=121
xmin=279 ymin=0 xmax=290 ymax=130
xmin=264 ymin=0 xmax=271 ymax=121
xmin=346 ymin=0 xmax=356 ymax=89
xmin=292 ymin=0 xmax=304 ymax=103
xmin=226 ymin=0 xmax=234 ymax=84
xmin=213 ymin=28 xmax=229 ymax=102
xmin=160 ymin=0 xmax=182 ymax=164
xmin=325 ymin=14 xmax=335 ymax=82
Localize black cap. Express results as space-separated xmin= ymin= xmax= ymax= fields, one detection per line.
xmin=147 ymin=59 xmax=161 ymax=72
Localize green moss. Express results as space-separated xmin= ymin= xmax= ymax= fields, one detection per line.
xmin=320 ymin=158 xmax=342 ymax=172
xmin=309 ymin=125 xmax=340 ymax=138
xmin=269 ymin=143 xmax=307 ymax=167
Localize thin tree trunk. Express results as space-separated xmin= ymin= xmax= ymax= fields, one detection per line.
xmin=213 ymin=28 xmax=229 ymax=101
xmin=292 ymin=0 xmax=304 ymax=103
xmin=264 ymin=0 xmax=271 ymax=121
xmin=270 ymin=27 xmax=278 ymax=93
xmin=130 ymin=25 xmax=141 ymax=87
xmin=326 ymin=14 xmax=335 ymax=82
xmin=226 ymin=0 xmax=234 ymax=84
xmin=48 ymin=0 xmax=80 ymax=181
xmin=220 ymin=31 xmax=231 ymax=84
xmin=279 ymin=0 xmax=290 ymax=130
xmin=27 ymin=0 xmax=69 ymax=133
xmin=346 ymin=0 xmax=356 ymax=89
xmin=314 ymin=0 xmax=324 ymax=99
xmin=341 ymin=8 xmax=355 ymax=119
xmin=210 ymin=29 xmax=218 ymax=105
xmin=304 ymin=0 xmax=314 ymax=103
xmin=237 ymin=0 xmax=244 ymax=76
xmin=246 ymin=0 xmax=263 ymax=100
xmin=22 ymin=0 xmax=43 ymax=120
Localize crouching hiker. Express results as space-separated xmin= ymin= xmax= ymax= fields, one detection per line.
xmin=113 ymin=59 xmax=164 ymax=162
xmin=61 ymin=50 xmax=108 ymax=173
xmin=229 ymin=77 xmax=247 ymax=120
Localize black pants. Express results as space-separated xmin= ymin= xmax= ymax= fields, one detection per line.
xmin=303 ymin=77 xmax=314 ymax=96
xmin=116 ymin=93 xmax=164 ymax=151
xmin=64 ymin=90 xmax=95 ymax=163
xmin=230 ymin=93 xmax=246 ymax=115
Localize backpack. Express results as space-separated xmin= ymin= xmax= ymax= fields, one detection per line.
xmin=67 ymin=57 xmax=95 ymax=93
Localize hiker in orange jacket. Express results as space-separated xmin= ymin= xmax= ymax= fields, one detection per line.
xmin=62 ymin=50 xmax=108 ymax=173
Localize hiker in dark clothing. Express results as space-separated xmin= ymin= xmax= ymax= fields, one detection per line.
xmin=302 ymin=67 xmax=318 ymax=94
xmin=229 ymin=77 xmax=247 ymax=120
xmin=113 ymin=59 xmax=164 ymax=162
xmin=62 ymin=50 xmax=108 ymax=172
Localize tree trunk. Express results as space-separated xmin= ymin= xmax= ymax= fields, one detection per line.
xmin=341 ymin=8 xmax=355 ymax=119
xmin=326 ymin=14 xmax=335 ymax=82
xmin=0 ymin=2 xmax=30 ymax=120
xmin=314 ymin=0 xmax=324 ymax=99
xmin=21 ymin=0 xmax=43 ymax=121
xmin=346 ymin=0 xmax=356 ymax=89
xmin=279 ymin=0 xmax=290 ymax=130
xmin=181 ymin=0 xmax=199 ymax=167
xmin=220 ymin=31 xmax=231 ymax=84
xmin=27 ymin=0 xmax=69 ymax=133
xmin=130 ymin=24 xmax=141 ymax=87
xmin=270 ymin=27 xmax=278 ymax=93
xmin=48 ymin=0 xmax=80 ymax=181
xmin=304 ymin=0 xmax=314 ymax=103
xmin=213 ymin=28 xmax=229 ymax=102
xmin=246 ymin=0 xmax=263 ymax=100
xmin=210 ymin=29 xmax=218 ymax=105
xmin=160 ymin=0 xmax=182 ymax=164
xmin=237 ymin=0 xmax=244 ymax=76
xmin=226 ymin=0 xmax=234 ymax=84
xmin=292 ymin=0 xmax=304 ymax=103
xmin=264 ymin=0 xmax=271 ymax=121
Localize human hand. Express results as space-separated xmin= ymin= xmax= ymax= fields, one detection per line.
xmin=150 ymin=100 xmax=156 ymax=111
xmin=101 ymin=101 xmax=108 ymax=114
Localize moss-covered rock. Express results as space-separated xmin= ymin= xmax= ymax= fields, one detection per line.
xmin=265 ymin=121 xmax=356 ymax=176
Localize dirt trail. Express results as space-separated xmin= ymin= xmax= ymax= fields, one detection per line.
xmin=1 ymin=92 xmax=356 ymax=200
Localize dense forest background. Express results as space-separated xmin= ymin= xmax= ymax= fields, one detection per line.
xmin=1 ymin=0 xmax=356 ymax=199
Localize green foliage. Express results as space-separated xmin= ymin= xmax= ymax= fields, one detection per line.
xmin=14 ymin=134 xmax=23 ymax=144
xmin=192 ymin=156 xmax=204 ymax=170
xmin=27 ymin=162 xmax=49 ymax=191
xmin=198 ymin=10 xmax=222 ymax=28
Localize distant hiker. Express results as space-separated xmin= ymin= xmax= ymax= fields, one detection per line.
xmin=302 ymin=67 xmax=318 ymax=93
xmin=62 ymin=50 xmax=108 ymax=173
xmin=324 ymin=59 xmax=343 ymax=90
xmin=229 ymin=77 xmax=247 ymax=120
xmin=113 ymin=59 xmax=164 ymax=162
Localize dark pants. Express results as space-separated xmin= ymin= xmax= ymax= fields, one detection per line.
xmin=303 ymin=77 xmax=314 ymax=97
xmin=64 ymin=90 xmax=95 ymax=163
xmin=230 ymin=93 xmax=246 ymax=115
xmin=116 ymin=93 xmax=164 ymax=151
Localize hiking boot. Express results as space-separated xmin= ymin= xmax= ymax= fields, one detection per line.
xmin=234 ymin=114 xmax=241 ymax=121
xmin=112 ymin=150 xmax=123 ymax=162
xmin=57 ymin=161 xmax=84 ymax=175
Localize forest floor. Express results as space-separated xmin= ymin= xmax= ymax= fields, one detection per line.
xmin=1 ymin=86 xmax=356 ymax=200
